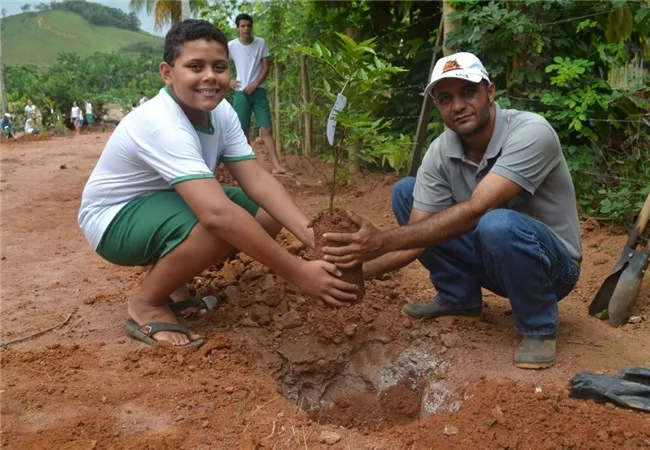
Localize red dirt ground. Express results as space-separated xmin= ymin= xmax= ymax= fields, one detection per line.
xmin=1 ymin=132 xmax=649 ymax=449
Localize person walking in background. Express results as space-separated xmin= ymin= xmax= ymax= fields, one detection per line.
xmin=71 ymin=101 xmax=82 ymax=135
xmin=228 ymin=13 xmax=292 ymax=177
xmin=85 ymin=99 xmax=95 ymax=129
xmin=139 ymin=92 xmax=148 ymax=106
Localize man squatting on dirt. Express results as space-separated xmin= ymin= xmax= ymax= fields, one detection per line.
xmin=78 ymin=20 xmax=358 ymax=348
xmin=323 ymin=53 xmax=582 ymax=370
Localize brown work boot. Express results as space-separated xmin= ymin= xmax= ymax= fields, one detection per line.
xmin=514 ymin=336 xmax=556 ymax=369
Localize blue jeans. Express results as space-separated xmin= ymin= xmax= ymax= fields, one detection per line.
xmin=391 ymin=177 xmax=580 ymax=337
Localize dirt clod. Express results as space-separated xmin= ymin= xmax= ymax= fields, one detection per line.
xmin=441 ymin=332 xmax=463 ymax=348
xmin=319 ymin=430 xmax=342 ymax=445
xmin=443 ymin=425 xmax=459 ymax=435
xmin=491 ymin=405 xmax=506 ymax=424
xmin=276 ymin=310 xmax=302 ymax=330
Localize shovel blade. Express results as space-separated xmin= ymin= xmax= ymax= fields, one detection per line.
xmin=608 ymin=251 xmax=650 ymax=327
xmin=589 ymin=266 xmax=626 ymax=316
xmin=589 ymin=247 xmax=640 ymax=316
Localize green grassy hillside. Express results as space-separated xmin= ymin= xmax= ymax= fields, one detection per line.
xmin=1 ymin=11 xmax=163 ymax=66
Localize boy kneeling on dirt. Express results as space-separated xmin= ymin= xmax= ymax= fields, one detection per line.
xmin=78 ymin=20 xmax=357 ymax=348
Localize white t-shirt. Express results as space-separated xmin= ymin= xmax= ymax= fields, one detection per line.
xmin=78 ymin=87 xmax=256 ymax=250
xmin=71 ymin=106 xmax=80 ymax=121
xmin=85 ymin=102 xmax=93 ymax=115
xmin=228 ymin=37 xmax=270 ymax=90
xmin=25 ymin=104 xmax=37 ymax=118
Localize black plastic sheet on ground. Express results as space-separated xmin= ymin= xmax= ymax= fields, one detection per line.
xmin=569 ymin=368 xmax=650 ymax=412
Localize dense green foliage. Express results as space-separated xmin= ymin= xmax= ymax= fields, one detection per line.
xmin=5 ymin=51 xmax=163 ymax=129
xmin=299 ymin=34 xmax=408 ymax=209
xmin=201 ymin=0 xmax=649 ymax=224
xmin=0 ymin=10 xmax=161 ymax=66
xmin=444 ymin=0 xmax=649 ymax=222
xmin=48 ymin=0 xmax=141 ymax=31
xmin=3 ymin=0 xmax=648 ymax=224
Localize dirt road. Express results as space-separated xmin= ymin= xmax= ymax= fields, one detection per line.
xmin=1 ymin=132 xmax=649 ymax=449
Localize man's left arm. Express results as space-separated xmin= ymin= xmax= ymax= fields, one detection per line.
xmin=226 ymin=159 xmax=314 ymax=248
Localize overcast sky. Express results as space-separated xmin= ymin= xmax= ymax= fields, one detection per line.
xmin=1 ymin=0 xmax=170 ymax=36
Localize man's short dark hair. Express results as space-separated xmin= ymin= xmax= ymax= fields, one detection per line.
xmin=163 ymin=19 xmax=229 ymax=65
xmin=235 ymin=13 xmax=253 ymax=27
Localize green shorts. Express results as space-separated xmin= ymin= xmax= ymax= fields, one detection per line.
xmin=96 ymin=187 xmax=259 ymax=267
xmin=232 ymin=87 xmax=272 ymax=130
xmin=86 ymin=113 xmax=95 ymax=124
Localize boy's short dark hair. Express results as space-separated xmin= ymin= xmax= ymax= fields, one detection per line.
xmin=235 ymin=13 xmax=253 ymax=27
xmin=164 ymin=19 xmax=229 ymax=65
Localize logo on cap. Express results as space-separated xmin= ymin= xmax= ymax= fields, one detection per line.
xmin=442 ymin=59 xmax=462 ymax=73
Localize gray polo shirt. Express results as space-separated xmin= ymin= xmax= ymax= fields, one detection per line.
xmin=414 ymin=104 xmax=582 ymax=262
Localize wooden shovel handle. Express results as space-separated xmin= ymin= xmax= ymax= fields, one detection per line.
xmin=625 ymin=191 xmax=650 ymax=249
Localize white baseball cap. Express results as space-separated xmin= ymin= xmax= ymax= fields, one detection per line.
xmin=425 ymin=52 xmax=490 ymax=96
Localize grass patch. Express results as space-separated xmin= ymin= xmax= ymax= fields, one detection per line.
xmin=2 ymin=11 xmax=162 ymax=66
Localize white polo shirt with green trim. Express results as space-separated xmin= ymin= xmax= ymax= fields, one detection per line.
xmin=78 ymin=87 xmax=256 ymax=250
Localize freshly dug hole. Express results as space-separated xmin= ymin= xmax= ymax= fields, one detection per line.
xmin=310 ymin=208 xmax=365 ymax=301
xmin=276 ymin=339 xmax=462 ymax=430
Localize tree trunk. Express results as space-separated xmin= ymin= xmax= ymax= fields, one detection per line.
xmin=273 ymin=60 xmax=282 ymax=155
xmin=442 ymin=0 xmax=458 ymax=56
xmin=180 ymin=0 xmax=190 ymax=21
xmin=345 ymin=26 xmax=360 ymax=173
xmin=0 ymin=43 xmax=7 ymax=114
xmin=408 ymin=16 xmax=444 ymax=177
xmin=299 ymin=54 xmax=312 ymax=157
